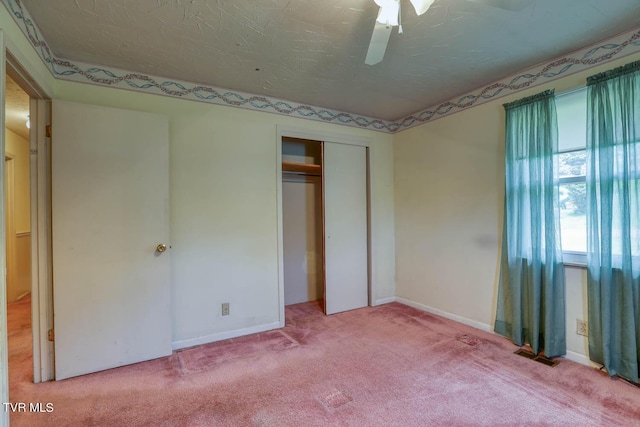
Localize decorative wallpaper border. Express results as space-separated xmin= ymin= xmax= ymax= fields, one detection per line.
xmin=2 ymin=0 xmax=640 ymax=134
xmin=50 ymin=57 xmax=396 ymax=132
xmin=1 ymin=0 xmax=396 ymax=133
xmin=395 ymin=28 xmax=640 ymax=132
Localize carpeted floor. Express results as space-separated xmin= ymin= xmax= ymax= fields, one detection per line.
xmin=7 ymin=294 xmax=33 ymax=388
xmin=7 ymin=297 xmax=640 ymax=426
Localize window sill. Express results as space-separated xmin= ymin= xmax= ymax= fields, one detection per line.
xmin=563 ymin=251 xmax=586 ymax=268
xmin=564 ymin=261 xmax=587 ymax=268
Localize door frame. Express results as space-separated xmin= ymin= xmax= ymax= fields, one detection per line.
xmin=0 ymin=27 xmax=52 ymax=425
xmin=28 ymin=97 xmax=52 ymax=383
xmin=0 ymin=32 xmax=7 ymax=426
xmin=276 ymin=126 xmax=374 ymax=326
xmin=4 ymin=154 xmax=15 ymax=303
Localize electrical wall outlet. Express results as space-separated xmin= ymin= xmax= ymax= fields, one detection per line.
xmin=576 ymin=319 xmax=588 ymax=336
xmin=222 ymin=302 xmax=230 ymax=316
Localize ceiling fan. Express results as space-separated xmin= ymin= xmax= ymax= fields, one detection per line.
xmin=365 ymin=0 xmax=534 ymax=65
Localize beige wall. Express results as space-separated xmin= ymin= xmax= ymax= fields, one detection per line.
xmin=14 ymin=234 xmax=30 ymax=300
xmin=393 ymin=51 xmax=640 ymax=361
xmin=5 ymin=129 xmax=29 ymax=233
xmin=5 ymin=129 xmax=30 ymax=302
xmin=53 ymin=80 xmax=396 ymax=346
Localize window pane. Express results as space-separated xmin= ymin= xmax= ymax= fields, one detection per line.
xmin=558 ymin=150 xmax=586 ymax=179
xmin=559 ymin=182 xmax=586 ymax=252
xmin=556 ymin=88 xmax=587 ymax=152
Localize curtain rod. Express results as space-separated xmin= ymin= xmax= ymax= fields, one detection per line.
xmin=555 ymin=85 xmax=586 ymax=98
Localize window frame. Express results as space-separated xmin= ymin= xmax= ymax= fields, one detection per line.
xmin=554 ymin=87 xmax=589 ymax=267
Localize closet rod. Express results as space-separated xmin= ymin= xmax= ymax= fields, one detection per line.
xmin=282 ymin=170 xmax=322 ymax=178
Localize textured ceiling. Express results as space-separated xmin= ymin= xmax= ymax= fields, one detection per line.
xmin=5 ymin=75 xmax=30 ymax=141
xmin=19 ymin=0 xmax=640 ymax=121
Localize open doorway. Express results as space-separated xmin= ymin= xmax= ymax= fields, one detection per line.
xmin=5 ymin=73 xmax=33 ymax=388
xmin=3 ymin=52 xmax=54 ymax=392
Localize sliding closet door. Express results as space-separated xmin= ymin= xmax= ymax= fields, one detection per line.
xmin=323 ymin=142 xmax=368 ymax=315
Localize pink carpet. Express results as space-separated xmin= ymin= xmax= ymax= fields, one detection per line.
xmin=7 ymin=298 xmax=640 ymax=426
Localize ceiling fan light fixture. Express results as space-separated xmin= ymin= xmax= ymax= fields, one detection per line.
xmin=375 ymin=0 xmax=400 ymax=26
xmin=409 ymin=0 xmax=436 ymax=15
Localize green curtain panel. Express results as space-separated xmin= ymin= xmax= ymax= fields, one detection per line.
xmin=495 ymin=90 xmax=566 ymax=357
xmin=586 ymin=60 xmax=640 ymax=383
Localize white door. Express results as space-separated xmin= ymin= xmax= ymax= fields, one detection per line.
xmin=52 ymin=100 xmax=171 ymax=380
xmin=323 ymin=142 xmax=368 ymax=315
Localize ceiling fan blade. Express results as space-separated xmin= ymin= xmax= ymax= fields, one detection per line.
xmin=466 ymin=0 xmax=533 ymax=11
xmin=365 ymin=21 xmax=393 ymax=65
xmin=409 ymin=0 xmax=436 ymax=16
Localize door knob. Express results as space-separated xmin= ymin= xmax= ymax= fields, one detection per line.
xmin=156 ymin=244 xmax=167 ymax=253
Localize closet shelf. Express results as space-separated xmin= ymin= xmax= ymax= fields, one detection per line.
xmin=282 ymin=162 xmax=322 ymax=176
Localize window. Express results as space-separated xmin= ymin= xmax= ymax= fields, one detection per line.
xmin=556 ymin=88 xmax=587 ymax=264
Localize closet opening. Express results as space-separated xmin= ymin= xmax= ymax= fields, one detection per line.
xmin=281 ymin=137 xmax=325 ymax=315
xmin=279 ymin=132 xmax=370 ymax=322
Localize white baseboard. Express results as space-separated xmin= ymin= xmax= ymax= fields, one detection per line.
xmin=395 ymin=297 xmax=492 ymax=333
xmin=16 ymin=291 xmax=31 ymax=301
xmin=564 ymin=350 xmax=600 ymax=368
xmin=172 ymin=321 xmax=281 ymax=351
xmin=171 ymin=300 xmax=596 ymax=371
xmin=394 ymin=297 xmax=599 ymax=368
xmin=374 ymin=297 xmax=396 ymax=306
